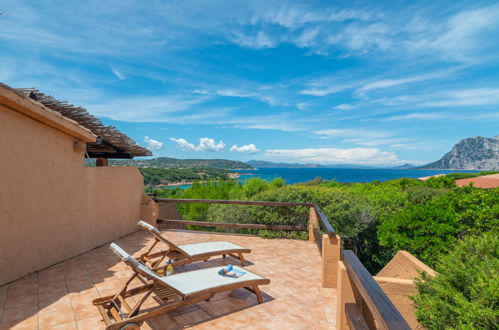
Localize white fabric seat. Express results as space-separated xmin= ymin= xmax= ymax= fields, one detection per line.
xmin=110 ymin=243 xmax=264 ymax=296
xmin=162 ymin=265 xmax=263 ymax=295
xmin=178 ymin=241 xmax=246 ymax=257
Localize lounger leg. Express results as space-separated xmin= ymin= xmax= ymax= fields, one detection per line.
xmin=244 ymin=285 xmax=263 ymax=304
xmin=238 ymin=253 xmax=246 ymax=266
xmin=103 ymin=293 xmax=214 ymax=330
xmin=253 ymin=284 xmax=263 ymax=304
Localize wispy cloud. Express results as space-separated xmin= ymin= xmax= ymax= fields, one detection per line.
xmin=355 ymin=71 xmax=453 ymax=95
xmin=111 ymin=68 xmax=126 ymax=80
xmin=384 ymin=112 xmax=448 ymax=121
xmin=85 ymin=93 xmax=213 ymax=122
xmin=216 ymin=88 xmax=280 ymax=106
xmin=300 ymin=86 xmax=344 ymax=96
xmin=229 ymin=31 xmax=278 ymax=49
xmin=1 ymin=0 xmax=497 ymax=163
xmin=420 ymin=88 xmax=499 ymax=107
xmin=314 ymin=128 xmax=392 ymax=139
xmin=408 ymin=4 xmax=499 ymax=62
xmin=334 ymin=104 xmax=354 ymax=110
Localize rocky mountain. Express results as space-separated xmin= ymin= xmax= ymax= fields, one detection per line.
xmin=110 ymin=157 xmax=254 ymax=169
xmin=420 ymin=136 xmax=499 ymax=170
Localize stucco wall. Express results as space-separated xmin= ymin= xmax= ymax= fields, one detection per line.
xmin=375 ymin=251 xmax=436 ymax=329
xmin=0 ymin=102 xmax=145 ymax=285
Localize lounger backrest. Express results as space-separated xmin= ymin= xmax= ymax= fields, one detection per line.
xmin=110 ymin=243 xmax=166 ymax=283
xmin=137 ymin=220 xmax=190 ymax=257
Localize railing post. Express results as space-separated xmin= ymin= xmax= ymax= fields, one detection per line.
xmin=308 ymin=207 xmax=318 ymax=242
xmin=321 ymin=234 xmax=341 ymax=288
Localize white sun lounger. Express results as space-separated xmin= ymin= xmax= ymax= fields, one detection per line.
xmin=93 ymin=243 xmax=269 ymax=330
xmin=137 ymin=220 xmax=251 ymax=268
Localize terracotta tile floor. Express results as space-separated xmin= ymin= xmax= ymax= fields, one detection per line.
xmin=0 ymin=229 xmax=337 ymax=329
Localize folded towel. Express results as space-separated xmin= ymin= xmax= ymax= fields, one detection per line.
xmin=218 ymin=264 xmax=246 ymax=278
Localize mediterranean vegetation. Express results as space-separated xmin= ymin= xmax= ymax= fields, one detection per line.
xmin=413 ymin=232 xmax=498 ymax=329
xmin=111 ymin=156 xmax=253 ymax=169
xmin=150 ymin=173 xmax=498 ymax=328
xmin=140 ymin=167 xmax=230 ymax=187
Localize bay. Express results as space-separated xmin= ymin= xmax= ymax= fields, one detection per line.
xmin=235 ymin=167 xmax=477 ymax=184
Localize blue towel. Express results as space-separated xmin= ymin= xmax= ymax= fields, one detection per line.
xmin=218 ymin=264 xmax=246 ymax=278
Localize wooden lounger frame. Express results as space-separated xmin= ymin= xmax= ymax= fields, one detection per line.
xmin=93 ymin=245 xmax=269 ymax=330
xmin=137 ymin=221 xmax=251 ymax=269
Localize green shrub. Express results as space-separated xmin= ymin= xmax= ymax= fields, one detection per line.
xmin=413 ymin=232 xmax=499 ymax=329
xmin=378 ymin=188 xmax=499 ymax=267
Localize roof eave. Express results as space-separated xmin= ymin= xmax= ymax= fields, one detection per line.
xmin=0 ymin=83 xmax=96 ymax=143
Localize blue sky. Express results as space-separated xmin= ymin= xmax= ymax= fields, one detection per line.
xmin=1 ymin=0 xmax=498 ymax=165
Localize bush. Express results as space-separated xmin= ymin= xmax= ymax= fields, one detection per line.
xmin=413 ymin=232 xmax=499 ymax=329
xmin=378 ymin=187 xmax=499 ymax=267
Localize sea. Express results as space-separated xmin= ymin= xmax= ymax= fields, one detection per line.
xmin=167 ymin=167 xmax=477 ymax=189
xmin=235 ymin=168 xmax=477 ymax=185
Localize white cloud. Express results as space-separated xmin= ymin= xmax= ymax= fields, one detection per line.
xmin=384 ymin=113 xmax=448 ymax=121
xmin=357 ymin=76 xmax=428 ymax=95
xmin=230 ymin=144 xmax=259 ymax=153
xmin=258 ymin=7 xmax=372 ymax=29
xmin=314 ymin=128 xmax=391 ymax=139
xmin=111 ymin=68 xmax=126 ymax=80
xmin=216 ymin=88 xmax=279 ymax=106
xmin=170 ymin=137 xmax=225 ymax=152
xmin=334 ymin=104 xmax=353 ymax=110
xmin=296 ymin=102 xmax=308 ymax=110
xmin=87 ymin=93 xmax=213 ymax=122
xmin=144 ymin=136 xmax=163 ymax=150
xmin=341 ymin=138 xmax=410 ymax=147
xmin=420 ymin=88 xmax=499 ymax=107
xmin=332 ymin=23 xmax=394 ymax=53
xmin=410 ymin=4 xmax=499 ymax=62
xmin=299 ymin=86 xmax=343 ymax=96
xmin=265 ymin=147 xmax=400 ymax=165
xmin=229 ymin=31 xmax=278 ymax=49
xmin=169 ymin=138 xmax=196 ymax=151
xmin=355 ymin=70 xmax=456 ymax=97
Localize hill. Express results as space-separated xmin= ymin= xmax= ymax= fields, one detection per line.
xmin=246 ymin=160 xmax=323 ymax=168
xmin=110 ymin=157 xmax=254 ymax=169
xmin=139 ymin=167 xmax=229 ymax=186
xmin=246 ymin=160 xmax=376 ymax=168
xmin=391 ymin=163 xmax=416 ymax=169
xmin=420 ymin=136 xmax=499 ymax=170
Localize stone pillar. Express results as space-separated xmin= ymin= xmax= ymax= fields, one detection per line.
xmin=308 ymin=207 xmax=318 ymax=242
xmin=321 ymin=234 xmax=341 ymax=288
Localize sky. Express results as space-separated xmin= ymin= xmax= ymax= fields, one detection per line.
xmin=1 ymin=0 xmax=498 ymax=166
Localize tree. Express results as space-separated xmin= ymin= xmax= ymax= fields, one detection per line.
xmin=413 ymin=232 xmax=499 ymax=329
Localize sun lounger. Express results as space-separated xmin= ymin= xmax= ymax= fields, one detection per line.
xmin=93 ymin=243 xmax=269 ymax=330
xmin=137 ymin=220 xmax=251 ymax=268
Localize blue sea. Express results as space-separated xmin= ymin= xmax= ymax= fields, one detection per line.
xmin=234 ymin=168 xmax=477 ymax=184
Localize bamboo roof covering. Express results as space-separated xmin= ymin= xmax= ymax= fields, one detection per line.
xmin=17 ymin=88 xmax=152 ymax=159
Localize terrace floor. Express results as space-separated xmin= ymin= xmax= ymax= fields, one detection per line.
xmin=0 ymin=228 xmax=337 ymax=329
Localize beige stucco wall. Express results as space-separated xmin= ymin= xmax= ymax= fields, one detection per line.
xmin=377 ymin=250 xmax=437 ymax=279
xmin=141 ymin=193 xmax=159 ymax=227
xmin=375 ymin=251 xmax=436 ymax=329
xmin=0 ymin=101 xmax=146 ymax=285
